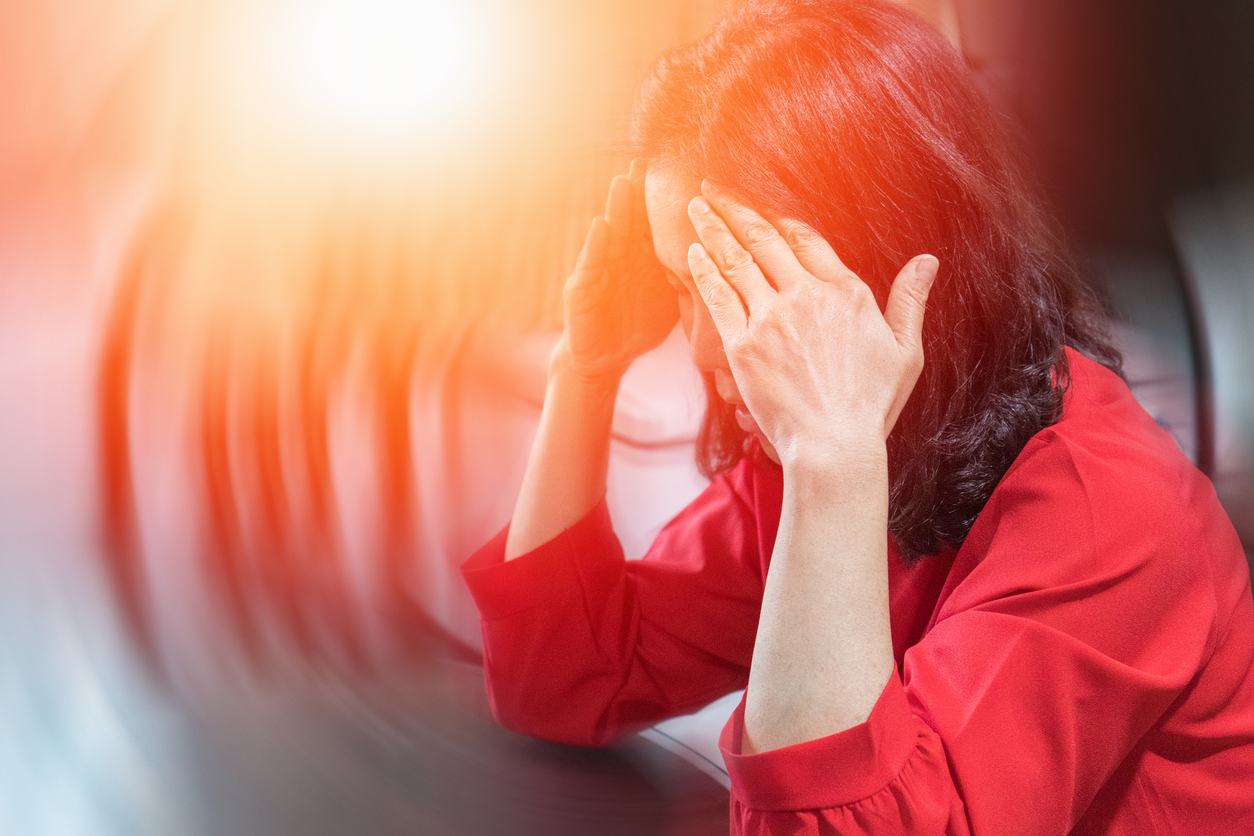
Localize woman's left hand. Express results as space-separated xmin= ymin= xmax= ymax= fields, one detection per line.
xmin=686 ymin=181 xmax=938 ymax=469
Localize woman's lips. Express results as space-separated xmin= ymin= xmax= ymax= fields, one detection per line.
xmin=730 ymin=401 xmax=781 ymax=464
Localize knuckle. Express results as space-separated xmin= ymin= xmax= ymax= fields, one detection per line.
xmin=740 ymin=219 xmax=781 ymax=251
xmin=721 ymin=246 xmax=756 ymax=274
xmin=691 ymin=272 xmax=718 ymax=297
xmin=723 ymin=330 xmax=750 ymax=356
xmin=713 ymin=293 xmax=740 ymax=317
xmin=847 ymin=279 xmax=875 ymax=303
xmin=784 ymin=219 xmax=830 ymax=256
xmin=912 ymin=281 xmax=935 ymax=308
xmin=791 ymin=281 xmax=825 ymax=306
xmin=711 ymin=283 xmax=740 ymax=309
xmin=779 ymin=220 xmax=815 ymax=251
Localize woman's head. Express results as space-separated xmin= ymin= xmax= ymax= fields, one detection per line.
xmin=631 ymin=0 xmax=1120 ymax=559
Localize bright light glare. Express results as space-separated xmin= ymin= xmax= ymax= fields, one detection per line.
xmin=280 ymin=0 xmax=494 ymax=141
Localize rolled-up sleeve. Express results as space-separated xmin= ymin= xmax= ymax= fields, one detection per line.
xmin=462 ymin=462 xmax=769 ymax=746
xmin=723 ymin=667 xmax=969 ymax=834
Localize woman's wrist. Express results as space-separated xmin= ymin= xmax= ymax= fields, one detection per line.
xmin=549 ymin=334 xmax=630 ymax=394
xmin=504 ymin=336 xmax=622 ymax=561
xmin=777 ymin=430 xmax=888 ymax=485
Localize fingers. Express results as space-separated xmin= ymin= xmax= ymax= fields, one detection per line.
xmin=688 ymin=242 xmax=748 ymax=339
xmin=699 ymin=180 xmax=850 ymax=287
xmin=575 ymin=215 xmax=609 ymax=276
xmin=767 ymin=215 xmax=848 ymax=282
xmin=884 ymin=254 xmax=938 ymax=355
xmin=697 ymin=180 xmax=801 ymax=290
xmin=688 ymin=196 xmax=776 ymax=312
xmin=626 ymin=166 xmax=656 ymax=250
xmin=604 ymin=175 xmax=634 ymax=266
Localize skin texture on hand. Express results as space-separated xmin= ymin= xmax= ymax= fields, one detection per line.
xmin=683 ymin=179 xmax=937 ymax=753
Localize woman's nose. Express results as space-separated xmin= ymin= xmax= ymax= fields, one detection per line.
xmin=686 ymin=303 xmax=728 ymax=372
xmin=713 ymin=368 xmax=740 ymax=404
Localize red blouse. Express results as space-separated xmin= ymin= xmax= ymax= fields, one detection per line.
xmin=462 ymin=351 xmax=1254 ymax=834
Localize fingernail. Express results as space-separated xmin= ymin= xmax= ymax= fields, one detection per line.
xmin=916 ymin=255 xmax=939 ymax=284
xmin=689 ymin=197 xmax=713 ymax=216
xmin=701 ymin=179 xmax=726 ymax=196
xmin=689 ymin=242 xmax=709 ymax=261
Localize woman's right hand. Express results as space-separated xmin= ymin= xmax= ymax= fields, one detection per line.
xmin=557 ymin=167 xmax=678 ymax=381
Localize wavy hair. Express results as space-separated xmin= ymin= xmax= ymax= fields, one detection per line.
xmin=631 ymin=0 xmax=1121 ymax=561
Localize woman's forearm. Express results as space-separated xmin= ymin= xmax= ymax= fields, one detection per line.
xmin=504 ymin=341 xmax=622 ymax=561
xmin=741 ymin=440 xmax=895 ymax=753
xmin=504 ymin=171 xmax=677 ymax=562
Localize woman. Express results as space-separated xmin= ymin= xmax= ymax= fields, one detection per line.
xmin=462 ymin=0 xmax=1254 ymax=832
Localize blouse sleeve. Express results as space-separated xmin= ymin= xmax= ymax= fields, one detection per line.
xmin=718 ymin=421 xmax=1251 ymax=835
xmin=464 ymin=357 xmax=1254 ymax=834
xmin=461 ymin=464 xmax=767 ymax=746
xmin=722 ymin=668 xmax=968 ymax=834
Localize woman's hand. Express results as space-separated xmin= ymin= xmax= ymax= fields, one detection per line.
xmin=558 ymin=166 xmax=679 ymax=382
xmin=685 ymin=181 xmax=938 ymax=469
xmin=684 ymin=182 xmax=936 ymax=751
xmin=505 ymin=167 xmax=676 ymax=559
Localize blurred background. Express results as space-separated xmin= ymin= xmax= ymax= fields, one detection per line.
xmin=1 ymin=1 xmax=1251 ymax=834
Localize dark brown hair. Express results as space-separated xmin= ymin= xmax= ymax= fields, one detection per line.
xmin=632 ymin=0 xmax=1121 ymax=561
